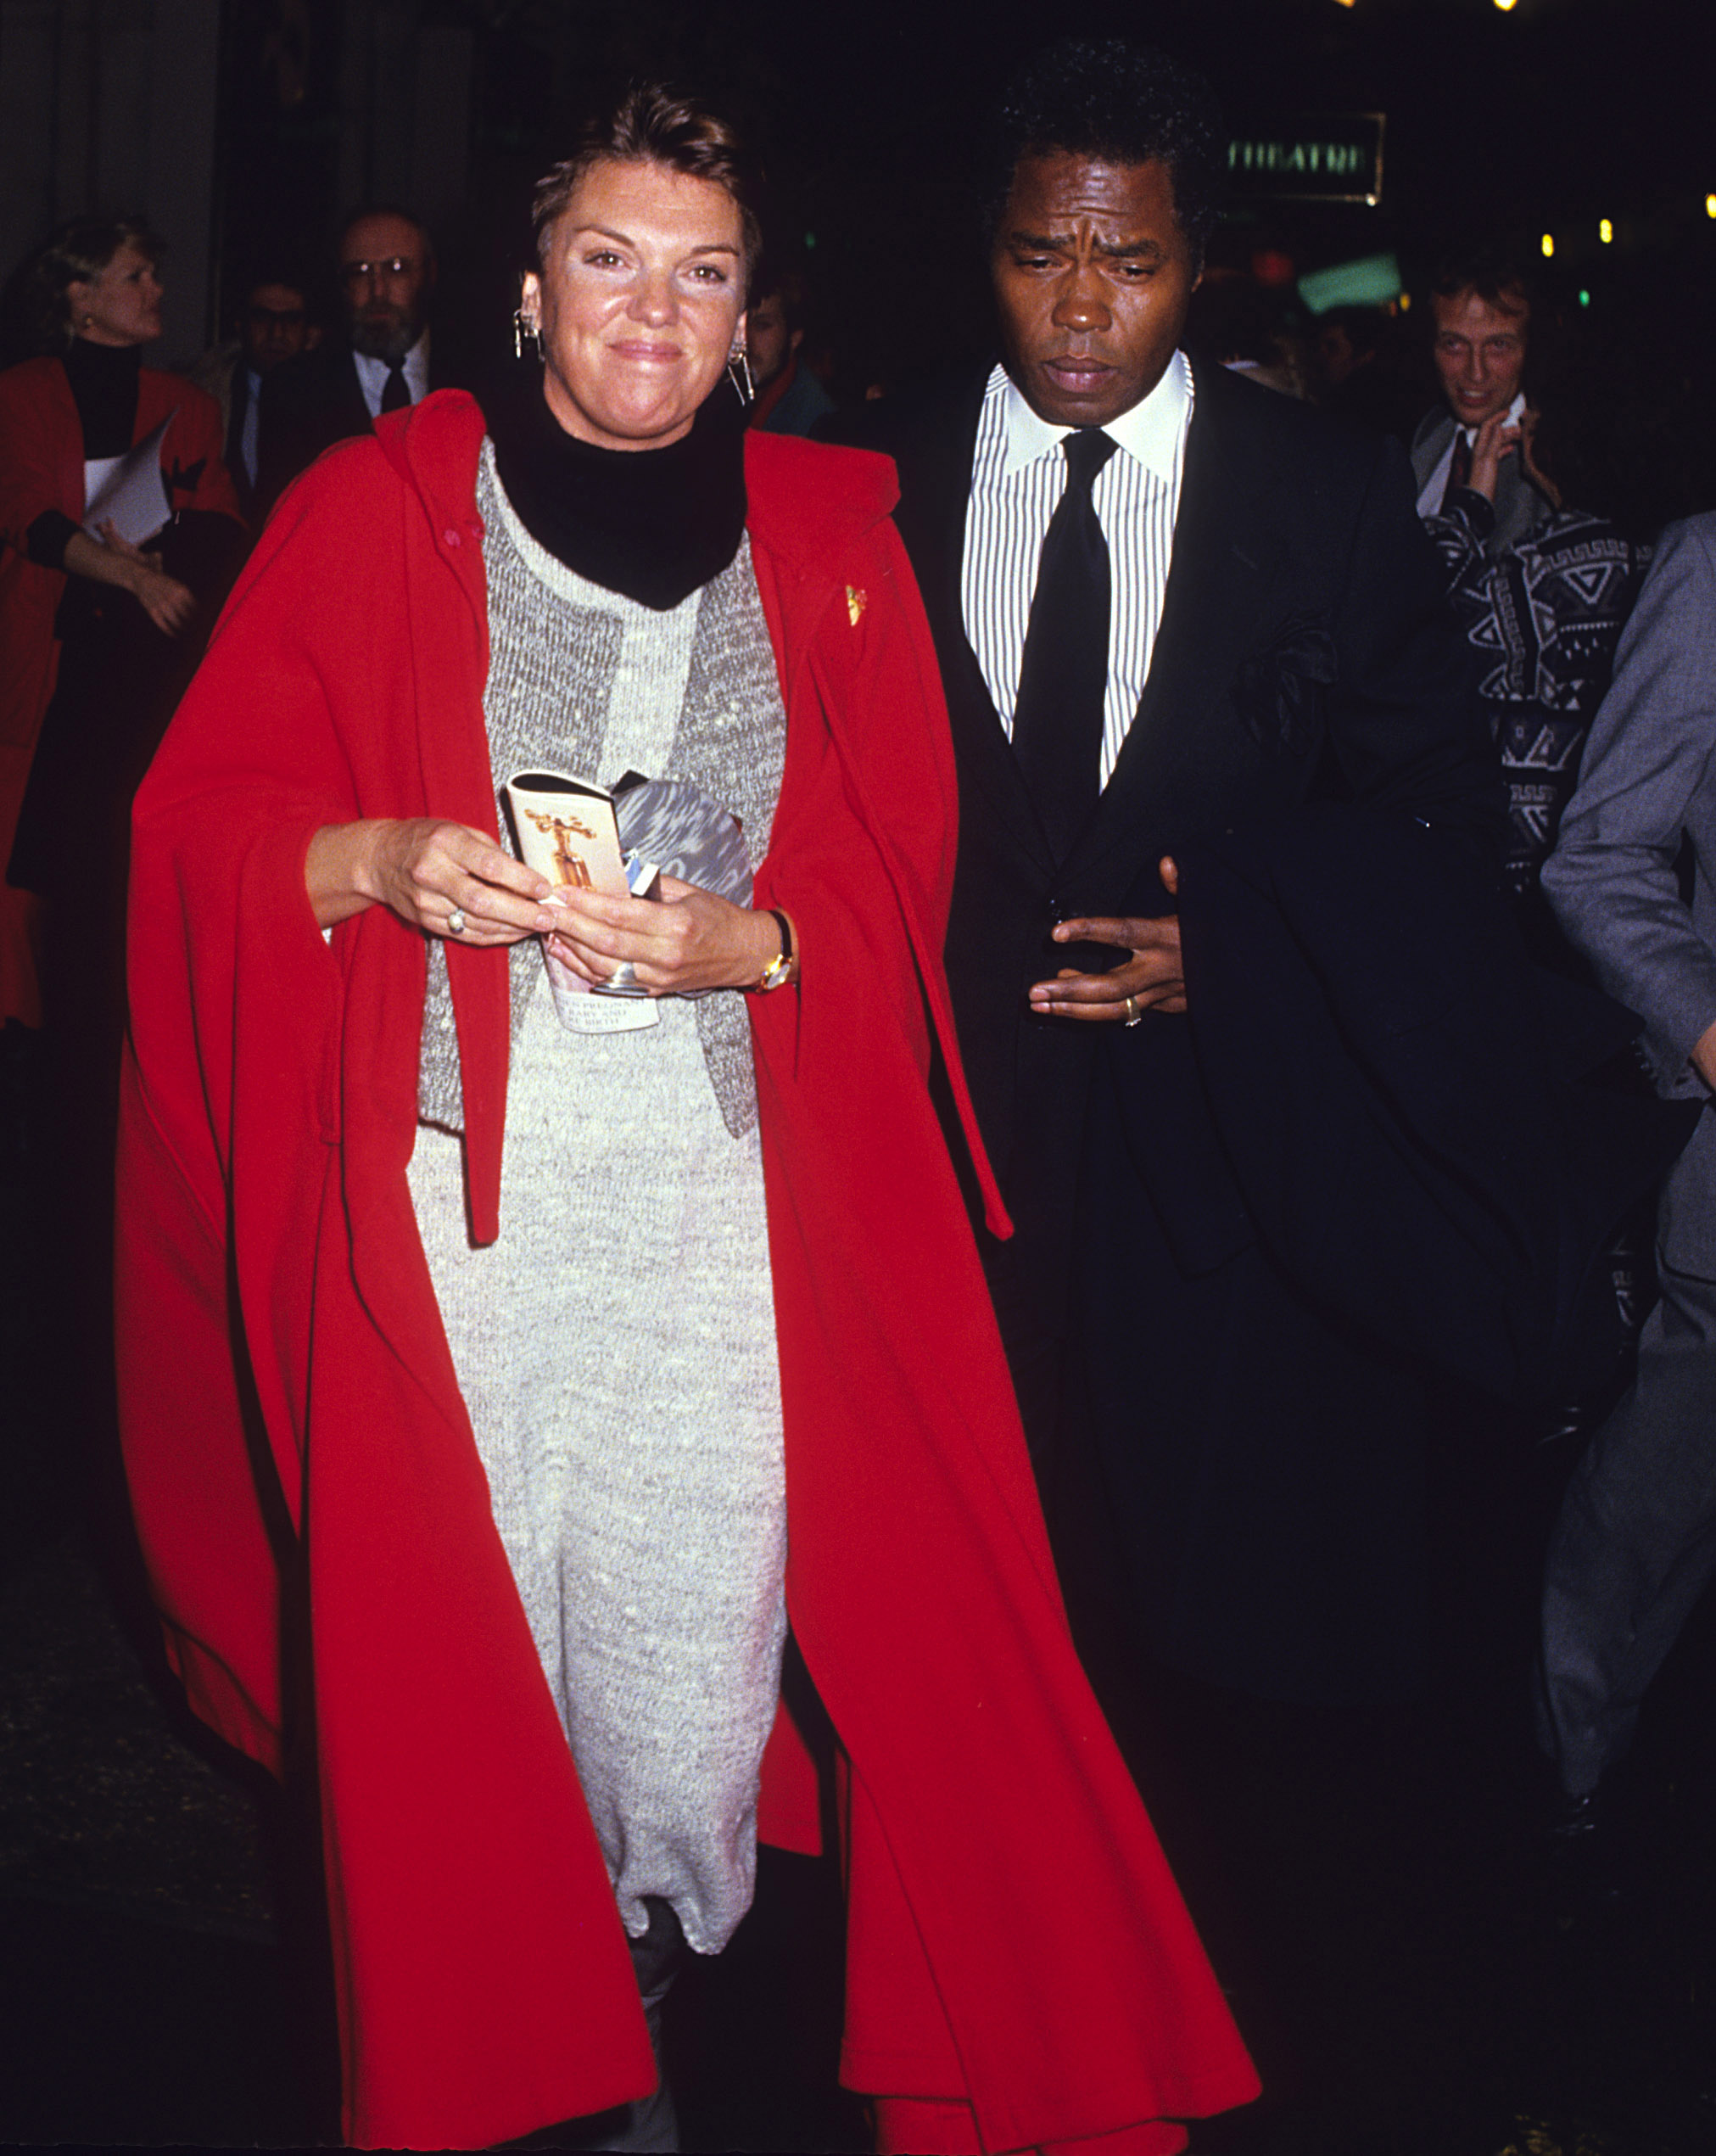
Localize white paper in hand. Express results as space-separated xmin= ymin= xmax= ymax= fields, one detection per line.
xmin=82 ymin=414 xmax=174 ymax=545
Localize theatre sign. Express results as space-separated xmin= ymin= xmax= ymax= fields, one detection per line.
xmin=1227 ymin=115 xmax=1385 ymax=206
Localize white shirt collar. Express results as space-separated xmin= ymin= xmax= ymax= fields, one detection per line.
xmin=998 ymin=347 xmax=1192 ymax=480
xmin=352 ymin=329 xmax=431 ymax=413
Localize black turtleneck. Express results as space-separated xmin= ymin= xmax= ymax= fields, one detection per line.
xmin=26 ymin=340 xmax=145 ymax=570
xmin=64 ymin=338 xmax=143 ymax=455
xmin=486 ymin=371 xmax=748 ymax=613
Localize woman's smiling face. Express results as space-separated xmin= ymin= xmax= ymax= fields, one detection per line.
xmin=523 ymin=158 xmax=747 ymax=452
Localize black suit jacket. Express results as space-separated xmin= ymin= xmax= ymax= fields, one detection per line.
xmin=833 ymin=361 xmax=1501 ymax=1332
xmin=255 ymin=344 xmax=382 ymax=517
xmin=830 ymin=361 xmax=1510 ymax=1701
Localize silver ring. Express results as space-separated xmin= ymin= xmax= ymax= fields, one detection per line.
xmin=1123 ymin=994 xmax=1145 ymax=1028
xmin=607 ymin=960 xmax=639 ymax=992
xmin=447 ymin=907 xmax=467 ymax=937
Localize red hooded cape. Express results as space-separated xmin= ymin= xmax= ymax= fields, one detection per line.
xmin=0 ymin=356 xmax=238 ymax=1025
xmin=115 ymin=391 xmax=1256 ymax=2151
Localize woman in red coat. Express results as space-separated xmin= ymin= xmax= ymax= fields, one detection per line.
xmin=0 ymin=216 xmax=239 ymax=1026
xmin=115 ymin=87 xmax=1256 ymax=2154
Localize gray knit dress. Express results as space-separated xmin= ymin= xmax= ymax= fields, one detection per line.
xmin=406 ymin=442 xmax=789 ymax=1957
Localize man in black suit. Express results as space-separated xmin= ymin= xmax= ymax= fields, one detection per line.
xmin=190 ymin=269 xmax=317 ymax=522
xmin=830 ymin=39 xmax=1504 ymax=1707
xmin=256 ymin=204 xmax=438 ymax=514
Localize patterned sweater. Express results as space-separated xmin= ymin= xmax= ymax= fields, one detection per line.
xmin=1424 ymin=489 xmax=1649 ymax=908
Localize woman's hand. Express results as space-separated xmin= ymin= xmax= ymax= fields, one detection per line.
xmin=96 ymin=519 xmax=197 ymax=635
xmin=1518 ymin=406 xmax=1562 ymax=508
xmin=60 ymin=521 xmax=196 ymax=636
xmin=1026 ymin=857 xmax=1186 ymax=1022
xmin=544 ymin=875 xmax=784 ymax=995
xmin=305 ymin=818 xmax=558 ymax=938
xmin=1466 ymin=408 xmax=1521 ymax=503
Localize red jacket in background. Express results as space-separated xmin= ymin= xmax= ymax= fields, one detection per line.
xmin=0 ymin=356 xmax=239 ymax=1024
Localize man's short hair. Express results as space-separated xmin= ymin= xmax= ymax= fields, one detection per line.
xmin=1320 ymin=305 xmax=1389 ymax=361
xmin=749 ymin=265 xmax=806 ymax=331
xmin=337 ymin=203 xmax=434 ymax=264
xmin=986 ymin=39 xmax=1227 ymax=270
xmin=241 ymin=264 xmax=310 ymax=305
xmin=1428 ymin=247 xmax=1534 ymax=318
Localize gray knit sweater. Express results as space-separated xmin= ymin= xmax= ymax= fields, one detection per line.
xmin=408 ymin=443 xmax=789 ymax=1954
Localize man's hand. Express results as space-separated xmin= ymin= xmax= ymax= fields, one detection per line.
xmin=1518 ymin=406 xmax=1563 ymax=508
xmin=1690 ymin=1016 xmax=1716 ymax=1095
xmin=1027 ymin=856 xmax=1186 ymax=1022
xmin=1466 ymin=408 xmax=1521 ymax=503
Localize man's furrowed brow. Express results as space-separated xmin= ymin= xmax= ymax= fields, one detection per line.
xmin=1005 ymin=227 xmax=1171 ymax=260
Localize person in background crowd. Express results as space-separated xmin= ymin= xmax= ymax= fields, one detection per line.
xmin=190 ymin=268 xmax=318 ymax=520
xmin=0 ymin=215 xmax=243 ymax=1515
xmin=1182 ymin=274 xmax=1305 ymax=397
xmin=744 ymin=269 xmax=835 ymax=435
xmin=0 ymin=216 xmax=240 ymax=1035
xmin=256 ymin=203 xmax=437 ymax=512
xmin=1536 ymin=512 xmax=1716 ymax=1851
xmin=1315 ymin=305 xmax=1383 ymax=396
xmin=1412 ymin=249 xmax=1550 ymax=555
xmin=1313 ymin=305 xmax=1419 ymax=441
xmin=113 ymin=80 xmax=1256 ymax=2156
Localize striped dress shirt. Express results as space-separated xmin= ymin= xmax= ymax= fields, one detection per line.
xmin=960 ymin=350 xmax=1193 ymax=787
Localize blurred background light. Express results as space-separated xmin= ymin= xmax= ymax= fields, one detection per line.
xmin=1296 ymin=250 xmax=1402 ymax=314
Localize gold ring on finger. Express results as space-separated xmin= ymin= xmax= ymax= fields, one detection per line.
xmin=1124 ymin=994 xmax=1145 ymax=1028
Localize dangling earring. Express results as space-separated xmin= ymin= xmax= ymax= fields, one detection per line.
xmin=727 ymin=342 xmax=754 ymax=406
xmin=513 ymin=307 xmax=543 ymax=361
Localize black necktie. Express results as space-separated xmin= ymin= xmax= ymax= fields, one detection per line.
xmin=1010 ymin=428 xmax=1119 ymax=862
xmin=1439 ymin=429 xmax=1473 ymax=511
xmin=381 ymin=363 xmax=411 ymax=414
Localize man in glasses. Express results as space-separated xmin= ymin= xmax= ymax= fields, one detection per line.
xmin=257 ymin=205 xmax=437 ymax=516
xmin=192 ymin=267 xmax=319 ymax=521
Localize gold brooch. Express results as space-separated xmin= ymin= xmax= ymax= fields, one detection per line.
xmin=847 ymin=585 xmax=867 ymax=627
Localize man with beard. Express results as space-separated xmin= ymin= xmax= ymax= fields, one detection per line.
xmin=256 ymin=205 xmax=436 ymax=516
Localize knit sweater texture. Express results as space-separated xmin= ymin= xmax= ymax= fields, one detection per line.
xmin=410 ymin=443 xmax=789 ymax=1952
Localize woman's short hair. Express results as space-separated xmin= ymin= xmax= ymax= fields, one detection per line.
xmin=23 ymin=216 xmax=164 ymax=351
xmin=532 ymin=84 xmax=764 ymax=287
xmin=986 ymin=40 xmax=1227 ymax=272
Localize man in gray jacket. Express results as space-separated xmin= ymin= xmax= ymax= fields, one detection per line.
xmin=1538 ymin=512 xmax=1716 ymax=1820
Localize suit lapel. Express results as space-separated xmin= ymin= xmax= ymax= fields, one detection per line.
xmin=1063 ymin=364 xmax=1291 ymax=888
xmin=900 ymin=374 xmax=1058 ymax=877
xmin=344 ymin=349 xmax=379 ymax=435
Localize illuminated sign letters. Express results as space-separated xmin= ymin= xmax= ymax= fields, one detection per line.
xmin=1226 ymin=115 xmax=1385 ymax=206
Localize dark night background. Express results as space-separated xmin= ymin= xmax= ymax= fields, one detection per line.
xmin=7 ymin=0 xmax=1715 ymax=395
xmin=3 ymin=3 xmax=1714 ymax=2153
